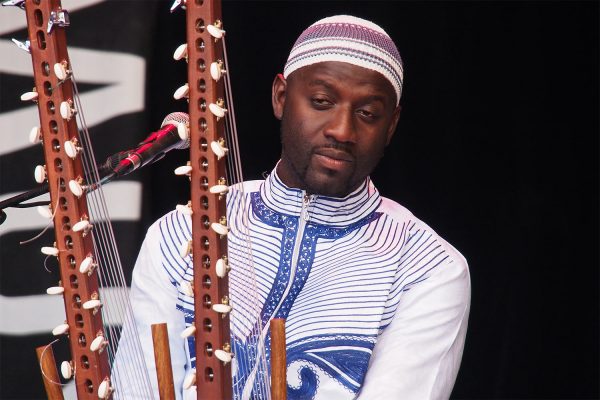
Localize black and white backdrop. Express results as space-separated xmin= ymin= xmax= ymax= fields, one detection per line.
xmin=0 ymin=1 xmax=597 ymax=399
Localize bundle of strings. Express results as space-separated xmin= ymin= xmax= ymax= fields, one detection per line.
xmin=283 ymin=15 xmax=404 ymax=105
xmin=219 ymin=36 xmax=273 ymax=399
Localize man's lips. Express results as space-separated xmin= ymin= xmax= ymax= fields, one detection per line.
xmin=313 ymin=147 xmax=354 ymax=163
xmin=313 ymin=147 xmax=354 ymax=171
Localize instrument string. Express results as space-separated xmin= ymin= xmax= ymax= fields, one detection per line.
xmin=222 ymin=37 xmax=272 ymax=400
xmin=70 ymin=84 xmax=140 ymax=397
xmin=69 ymin=73 xmax=155 ymax=398
xmin=38 ymin=339 xmax=69 ymax=387
xmin=18 ymin=186 xmax=59 ymax=245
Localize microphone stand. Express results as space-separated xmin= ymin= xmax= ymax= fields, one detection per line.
xmin=0 ymin=168 xmax=117 ymax=226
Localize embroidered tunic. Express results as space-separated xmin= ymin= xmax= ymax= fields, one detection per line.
xmin=114 ymin=170 xmax=470 ymax=400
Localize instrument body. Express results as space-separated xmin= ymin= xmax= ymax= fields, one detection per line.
xmin=24 ymin=0 xmax=110 ymax=397
xmin=185 ymin=0 xmax=233 ymax=398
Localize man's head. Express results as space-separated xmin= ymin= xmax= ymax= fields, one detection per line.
xmin=273 ymin=15 xmax=403 ymax=197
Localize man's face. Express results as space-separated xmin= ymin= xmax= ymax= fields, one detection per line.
xmin=272 ymin=62 xmax=401 ymax=197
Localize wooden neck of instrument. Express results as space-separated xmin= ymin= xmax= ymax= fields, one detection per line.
xmin=25 ymin=0 xmax=110 ymax=397
xmin=185 ymin=0 xmax=232 ymax=398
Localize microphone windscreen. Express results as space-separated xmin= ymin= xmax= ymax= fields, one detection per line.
xmin=161 ymin=112 xmax=190 ymax=150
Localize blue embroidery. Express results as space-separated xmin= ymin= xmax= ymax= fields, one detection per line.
xmin=288 ymin=365 xmax=320 ymax=400
xmin=286 ymin=335 xmax=375 ymax=395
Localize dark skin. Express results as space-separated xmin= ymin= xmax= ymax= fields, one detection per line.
xmin=272 ymin=61 xmax=401 ymax=198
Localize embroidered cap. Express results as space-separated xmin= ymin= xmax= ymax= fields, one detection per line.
xmin=283 ymin=15 xmax=404 ymax=105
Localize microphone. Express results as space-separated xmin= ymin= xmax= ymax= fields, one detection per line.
xmin=112 ymin=112 xmax=190 ymax=178
xmin=0 ymin=112 xmax=190 ymax=218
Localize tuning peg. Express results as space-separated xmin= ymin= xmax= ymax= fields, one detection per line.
xmin=53 ymin=61 xmax=70 ymax=81
xmin=79 ymin=256 xmax=97 ymax=275
xmin=11 ymin=38 xmax=30 ymax=53
xmin=83 ymin=295 xmax=102 ymax=315
xmin=180 ymin=240 xmax=192 ymax=259
xmin=173 ymin=43 xmax=188 ymax=61
xmin=37 ymin=204 xmax=53 ymax=219
xmin=46 ymin=286 xmax=64 ymax=295
xmin=209 ymin=176 xmax=229 ymax=196
xmin=215 ymin=256 xmax=230 ymax=278
xmin=207 ymin=20 xmax=225 ymax=40
xmin=90 ymin=334 xmax=108 ymax=352
xmin=210 ymin=138 xmax=228 ymax=160
xmin=215 ymin=343 xmax=233 ymax=364
xmin=210 ymin=60 xmax=226 ymax=81
xmin=174 ymin=83 xmax=189 ymax=100
xmin=174 ymin=163 xmax=192 ymax=176
xmin=41 ymin=245 xmax=59 ymax=257
xmin=20 ymin=89 xmax=38 ymax=102
xmin=97 ymin=377 xmax=113 ymax=399
xmin=211 ymin=216 xmax=229 ymax=236
xmin=60 ymin=100 xmax=76 ymax=121
xmin=34 ymin=165 xmax=47 ymax=183
xmin=209 ymin=99 xmax=227 ymax=119
xmin=68 ymin=179 xmax=84 ymax=197
xmin=52 ymin=322 xmax=69 ymax=336
xmin=209 ymin=184 xmax=229 ymax=195
xmin=29 ymin=126 xmax=42 ymax=144
xmin=83 ymin=298 xmax=102 ymax=309
xmin=212 ymin=296 xmax=232 ymax=315
xmin=63 ymin=138 xmax=81 ymax=159
xmin=183 ymin=370 xmax=196 ymax=389
xmin=180 ymin=325 xmax=196 ymax=339
xmin=60 ymin=361 xmax=73 ymax=380
xmin=73 ymin=217 xmax=92 ymax=235
xmin=176 ymin=201 xmax=193 ymax=216
xmin=210 ymin=177 xmax=229 ymax=200
xmin=177 ymin=121 xmax=189 ymax=141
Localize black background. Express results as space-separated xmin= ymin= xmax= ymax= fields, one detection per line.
xmin=0 ymin=1 xmax=598 ymax=398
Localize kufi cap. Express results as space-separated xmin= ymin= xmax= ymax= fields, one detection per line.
xmin=283 ymin=15 xmax=404 ymax=105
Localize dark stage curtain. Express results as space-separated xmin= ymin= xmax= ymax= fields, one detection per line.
xmin=0 ymin=1 xmax=597 ymax=398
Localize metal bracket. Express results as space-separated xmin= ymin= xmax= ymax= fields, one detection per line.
xmin=47 ymin=8 xmax=70 ymax=34
xmin=1 ymin=0 xmax=25 ymax=9
xmin=170 ymin=0 xmax=184 ymax=13
xmin=11 ymin=38 xmax=30 ymax=53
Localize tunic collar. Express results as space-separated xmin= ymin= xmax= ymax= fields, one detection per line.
xmin=258 ymin=166 xmax=382 ymax=226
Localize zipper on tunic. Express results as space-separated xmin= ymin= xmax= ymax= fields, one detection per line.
xmin=241 ymin=191 xmax=315 ymax=399
xmin=301 ymin=193 xmax=312 ymax=222
xmin=275 ymin=192 xmax=314 ymax=316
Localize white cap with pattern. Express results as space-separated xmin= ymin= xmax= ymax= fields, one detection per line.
xmin=283 ymin=15 xmax=404 ymax=105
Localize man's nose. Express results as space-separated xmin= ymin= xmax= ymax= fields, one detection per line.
xmin=323 ymin=107 xmax=356 ymax=144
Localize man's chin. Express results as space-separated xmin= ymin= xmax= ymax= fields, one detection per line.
xmin=305 ymin=172 xmax=352 ymax=198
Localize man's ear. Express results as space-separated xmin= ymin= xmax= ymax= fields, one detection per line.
xmin=386 ymin=105 xmax=402 ymax=145
xmin=272 ymin=73 xmax=287 ymax=120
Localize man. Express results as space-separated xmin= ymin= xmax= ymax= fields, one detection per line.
xmin=116 ymin=15 xmax=470 ymax=400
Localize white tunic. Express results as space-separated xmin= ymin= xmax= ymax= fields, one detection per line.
xmin=114 ymin=169 xmax=470 ymax=400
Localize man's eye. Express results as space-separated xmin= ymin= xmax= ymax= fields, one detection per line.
xmin=311 ymin=98 xmax=331 ymax=107
xmin=358 ymin=109 xmax=378 ymax=120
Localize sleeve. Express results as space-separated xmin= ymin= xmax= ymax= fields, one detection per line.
xmin=112 ymin=219 xmax=189 ymax=400
xmin=357 ymin=246 xmax=471 ymax=400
